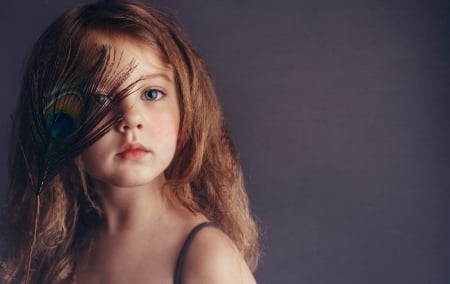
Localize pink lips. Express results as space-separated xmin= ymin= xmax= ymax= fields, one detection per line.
xmin=117 ymin=143 xmax=150 ymax=160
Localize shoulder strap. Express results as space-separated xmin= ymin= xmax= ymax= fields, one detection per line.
xmin=173 ymin=222 xmax=218 ymax=284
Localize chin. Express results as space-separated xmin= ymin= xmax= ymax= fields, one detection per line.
xmin=88 ymin=171 xmax=165 ymax=190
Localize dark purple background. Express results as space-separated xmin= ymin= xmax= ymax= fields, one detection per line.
xmin=1 ymin=0 xmax=450 ymax=283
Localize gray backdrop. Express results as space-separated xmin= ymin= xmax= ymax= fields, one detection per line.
xmin=1 ymin=0 xmax=450 ymax=283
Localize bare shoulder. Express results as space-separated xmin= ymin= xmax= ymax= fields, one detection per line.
xmin=181 ymin=224 xmax=256 ymax=284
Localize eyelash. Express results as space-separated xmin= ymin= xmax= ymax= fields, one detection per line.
xmin=142 ymin=89 xmax=165 ymax=101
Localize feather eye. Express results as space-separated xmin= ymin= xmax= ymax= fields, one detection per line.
xmin=44 ymin=87 xmax=83 ymax=140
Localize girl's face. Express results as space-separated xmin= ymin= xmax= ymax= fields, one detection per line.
xmin=80 ymin=36 xmax=179 ymax=191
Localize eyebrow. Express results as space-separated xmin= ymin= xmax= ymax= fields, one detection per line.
xmin=140 ymin=73 xmax=173 ymax=83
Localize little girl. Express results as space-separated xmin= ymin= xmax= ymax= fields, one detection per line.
xmin=0 ymin=0 xmax=260 ymax=283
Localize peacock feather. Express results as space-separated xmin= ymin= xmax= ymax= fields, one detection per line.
xmin=19 ymin=44 xmax=140 ymax=283
xmin=26 ymin=44 xmax=138 ymax=195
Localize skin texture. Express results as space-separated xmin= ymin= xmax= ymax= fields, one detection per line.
xmin=75 ymin=36 xmax=256 ymax=284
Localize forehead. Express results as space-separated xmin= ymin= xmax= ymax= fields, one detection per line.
xmin=89 ymin=32 xmax=171 ymax=69
xmin=79 ymin=32 xmax=175 ymax=92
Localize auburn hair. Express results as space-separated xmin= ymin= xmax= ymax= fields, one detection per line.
xmin=1 ymin=0 xmax=260 ymax=283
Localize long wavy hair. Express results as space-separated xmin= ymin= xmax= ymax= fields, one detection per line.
xmin=0 ymin=0 xmax=260 ymax=283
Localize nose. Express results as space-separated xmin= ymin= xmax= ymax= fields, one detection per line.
xmin=116 ymin=96 xmax=143 ymax=132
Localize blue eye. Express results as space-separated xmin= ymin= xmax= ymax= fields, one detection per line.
xmin=143 ymin=89 xmax=164 ymax=101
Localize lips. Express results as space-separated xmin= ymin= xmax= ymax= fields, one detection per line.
xmin=117 ymin=143 xmax=150 ymax=160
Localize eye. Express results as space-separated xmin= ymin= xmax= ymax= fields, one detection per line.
xmin=94 ymin=93 xmax=112 ymax=104
xmin=143 ymin=89 xmax=164 ymax=101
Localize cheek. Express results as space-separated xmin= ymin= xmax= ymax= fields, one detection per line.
xmin=157 ymin=113 xmax=179 ymax=146
xmin=79 ymin=136 xmax=112 ymax=171
xmin=80 ymin=147 xmax=100 ymax=174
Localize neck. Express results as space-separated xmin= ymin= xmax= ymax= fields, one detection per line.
xmin=92 ymin=177 xmax=168 ymax=234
